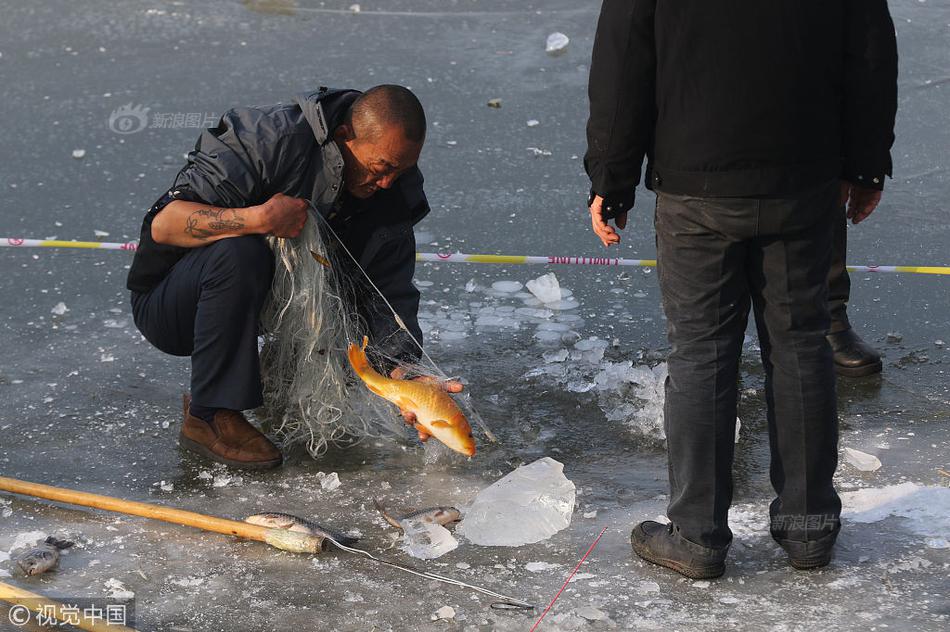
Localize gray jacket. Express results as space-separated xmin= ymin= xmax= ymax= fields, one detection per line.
xmin=127 ymin=87 xmax=429 ymax=364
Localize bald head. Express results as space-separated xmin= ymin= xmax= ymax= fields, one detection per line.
xmin=347 ymin=84 xmax=426 ymax=144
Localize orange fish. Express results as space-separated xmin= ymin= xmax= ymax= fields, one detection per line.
xmin=347 ymin=337 xmax=476 ymax=457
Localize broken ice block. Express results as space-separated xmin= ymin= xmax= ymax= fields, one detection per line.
xmin=545 ymin=32 xmax=570 ymax=55
xmin=51 ymin=302 xmax=68 ymax=315
xmin=457 ymin=457 xmax=575 ymax=546
xmin=491 ymin=280 xmax=523 ymax=293
xmin=526 ymin=273 xmax=562 ymax=304
xmin=843 ymin=448 xmax=882 ymax=472
xmin=401 ymin=518 xmax=458 ymax=560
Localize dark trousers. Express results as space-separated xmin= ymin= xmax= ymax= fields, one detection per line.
xmin=827 ymin=205 xmax=851 ymax=333
xmin=655 ymin=180 xmax=842 ymax=550
xmin=131 ymin=236 xmax=275 ymax=411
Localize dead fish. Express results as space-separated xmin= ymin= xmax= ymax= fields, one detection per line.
xmin=16 ymin=536 xmax=74 ymax=576
xmin=373 ymin=498 xmax=461 ymax=530
xmin=244 ymin=512 xmax=359 ymax=547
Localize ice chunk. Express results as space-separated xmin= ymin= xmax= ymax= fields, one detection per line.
xmin=401 ymin=519 xmax=458 ymax=560
xmin=51 ymin=302 xmax=68 ymax=315
xmin=526 ymin=119 xmax=540 ymax=127
xmin=526 ymin=273 xmax=562 ymax=304
xmin=491 ymin=280 xmax=523 ymax=293
xmin=543 ymin=349 xmax=569 ymax=363
xmin=843 ymin=447 xmax=882 ymax=472
xmin=464 ymin=279 xmax=477 ymax=292
xmin=886 ymin=332 xmax=903 ymax=343
xmin=72 ymin=149 xmax=86 ymax=159
xmin=576 ymin=606 xmax=607 ymax=621
xmin=104 ymin=578 xmax=134 ymax=599
xmin=457 ymin=457 xmax=575 ymax=546
xmin=348 ymin=3 xmax=360 ymax=13
xmin=318 ymin=472 xmax=342 ymax=491
xmin=545 ymin=32 xmax=570 ymax=55
xmin=525 ymin=561 xmax=559 ymax=572
xmin=431 ymin=606 xmax=456 ymax=621
xmin=735 ymin=417 xmax=742 ymax=444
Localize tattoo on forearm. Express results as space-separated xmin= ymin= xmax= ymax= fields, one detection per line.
xmin=184 ymin=207 xmax=245 ymax=240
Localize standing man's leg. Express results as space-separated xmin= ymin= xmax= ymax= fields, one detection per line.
xmin=826 ymin=205 xmax=882 ymax=376
xmin=750 ymin=181 xmax=842 ymax=569
xmin=630 ymin=193 xmax=753 ymax=580
xmin=131 ymin=235 xmax=282 ymax=469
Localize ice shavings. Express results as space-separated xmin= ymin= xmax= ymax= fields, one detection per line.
xmin=458 ymin=457 xmax=575 ymax=546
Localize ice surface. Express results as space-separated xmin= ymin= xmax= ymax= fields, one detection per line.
xmin=545 ymin=32 xmax=570 ymax=55
xmin=526 ymin=273 xmax=562 ymax=304
xmin=400 ymin=518 xmax=458 ymax=560
xmin=843 ymin=447 xmax=883 ymax=472
xmin=457 ymin=457 xmax=575 ymax=546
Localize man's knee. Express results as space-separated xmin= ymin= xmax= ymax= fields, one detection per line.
xmin=204 ymin=236 xmax=275 ymax=292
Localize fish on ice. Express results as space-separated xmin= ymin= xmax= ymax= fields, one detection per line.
xmin=347 ymin=336 xmax=476 ymax=457
xmin=373 ymin=498 xmax=461 ymax=530
xmin=244 ymin=512 xmax=359 ymax=547
xmin=16 ymin=536 xmax=74 ymax=576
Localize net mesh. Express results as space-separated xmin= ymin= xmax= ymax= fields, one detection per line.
xmin=259 ymin=207 xmax=488 ymax=457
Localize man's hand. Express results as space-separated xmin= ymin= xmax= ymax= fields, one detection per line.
xmin=388 ymin=366 xmax=464 ymax=427
xmin=839 ymin=181 xmax=882 ymax=225
xmin=260 ymin=192 xmax=309 ymax=238
xmin=589 ymin=194 xmax=627 ymax=247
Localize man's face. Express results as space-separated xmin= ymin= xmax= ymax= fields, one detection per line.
xmin=334 ymin=124 xmax=423 ymax=199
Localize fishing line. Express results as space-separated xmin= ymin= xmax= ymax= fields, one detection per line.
xmin=4 ymin=237 xmax=950 ymax=275
xmin=530 ymin=526 xmax=608 ymax=631
xmin=304 ymin=201 xmax=498 ymax=443
xmin=321 ymin=535 xmax=535 ymax=611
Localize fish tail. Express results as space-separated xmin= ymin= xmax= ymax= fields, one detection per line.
xmin=347 ymin=336 xmax=387 ymax=390
xmin=45 ymin=536 xmax=73 ymax=550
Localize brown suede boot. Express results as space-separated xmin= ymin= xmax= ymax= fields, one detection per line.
xmin=179 ymin=395 xmax=283 ymax=469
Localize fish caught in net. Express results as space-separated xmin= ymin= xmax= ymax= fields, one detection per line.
xmin=258 ymin=206 xmax=491 ymax=457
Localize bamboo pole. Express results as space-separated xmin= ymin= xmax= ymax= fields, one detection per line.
xmin=0 ymin=476 xmax=326 ymax=554
xmin=0 ymin=580 xmax=138 ymax=632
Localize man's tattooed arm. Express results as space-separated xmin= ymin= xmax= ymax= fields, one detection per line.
xmin=183 ymin=207 xmax=246 ymax=241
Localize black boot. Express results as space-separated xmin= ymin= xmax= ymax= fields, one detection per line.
xmin=827 ymin=328 xmax=882 ymax=377
xmin=630 ymin=521 xmax=728 ymax=579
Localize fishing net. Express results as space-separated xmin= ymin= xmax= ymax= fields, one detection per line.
xmin=259 ymin=206 xmax=490 ymax=457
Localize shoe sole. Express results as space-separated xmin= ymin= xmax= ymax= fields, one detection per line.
xmin=631 ymin=537 xmax=725 ymax=580
xmin=835 ymin=360 xmax=882 ymax=377
xmin=788 ymin=556 xmax=832 ymax=570
xmin=179 ymin=435 xmax=283 ymax=470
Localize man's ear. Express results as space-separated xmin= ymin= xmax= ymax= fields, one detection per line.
xmin=333 ymin=123 xmax=355 ymax=144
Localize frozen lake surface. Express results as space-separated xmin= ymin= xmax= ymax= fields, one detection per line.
xmin=1 ymin=0 xmax=948 ymax=630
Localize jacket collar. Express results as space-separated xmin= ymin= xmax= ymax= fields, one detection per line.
xmin=293 ymin=87 xmax=361 ymax=145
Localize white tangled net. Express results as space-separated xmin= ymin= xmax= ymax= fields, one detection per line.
xmin=259 ymin=209 xmax=485 ymax=457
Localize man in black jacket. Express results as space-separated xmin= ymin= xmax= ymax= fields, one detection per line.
xmin=585 ymin=1 xmax=897 ymax=577
xmin=128 ymin=85 xmax=457 ymax=469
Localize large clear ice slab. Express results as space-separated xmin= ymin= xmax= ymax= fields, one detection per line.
xmin=458 ymin=457 xmax=575 ymax=546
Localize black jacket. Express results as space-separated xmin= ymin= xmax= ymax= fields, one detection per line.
xmin=127 ymin=87 xmax=428 ymax=363
xmin=585 ymin=0 xmax=898 ymax=204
